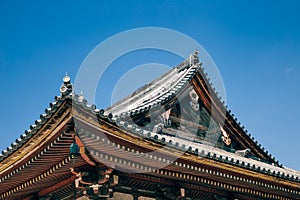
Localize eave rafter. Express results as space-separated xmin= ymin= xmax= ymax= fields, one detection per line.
xmin=1 ymin=155 xmax=91 ymax=200
xmin=0 ymin=119 xmax=73 ymax=189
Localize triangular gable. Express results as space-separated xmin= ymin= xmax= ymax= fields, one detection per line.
xmin=105 ymin=51 xmax=278 ymax=166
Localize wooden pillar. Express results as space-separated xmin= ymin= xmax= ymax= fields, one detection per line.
xmin=133 ymin=194 xmax=139 ymax=200
xmin=132 ymin=187 xmax=139 ymax=200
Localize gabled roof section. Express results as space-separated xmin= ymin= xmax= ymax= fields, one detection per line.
xmin=73 ymin=61 xmax=300 ymax=183
xmin=103 ymin=51 xmax=280 ymax=166
xmin=2 ymin=51 xmax=300 ymax=187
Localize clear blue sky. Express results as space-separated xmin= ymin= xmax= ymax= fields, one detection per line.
xmin=1 ymin=0 xmax=300 ymax=170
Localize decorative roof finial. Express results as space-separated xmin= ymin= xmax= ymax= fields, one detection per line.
xmin=60 ymin=73 xmax=73 ymax=96
xmin=188 ymin=50 xmax=200 ymax=67
xmin=63 ymin=73 xmax=71 ymax=84
xmin=78 ymin=91 xmax=84 ymax=103
xmin=192 ymin=50 xmax=199 ymax=65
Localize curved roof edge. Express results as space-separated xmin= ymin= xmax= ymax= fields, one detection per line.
xmin=1 ymin=51 xmax=298 ymax=182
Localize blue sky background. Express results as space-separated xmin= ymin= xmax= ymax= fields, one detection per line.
xmin=0 ymin=0 xmax=300 ymax=170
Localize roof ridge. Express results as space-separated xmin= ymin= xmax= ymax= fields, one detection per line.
xmin=104 ymin=51 xmax=201 ymax=117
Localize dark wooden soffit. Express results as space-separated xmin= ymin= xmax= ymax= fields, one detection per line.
xmin=0 ymin=156 xmax=89 ymax=200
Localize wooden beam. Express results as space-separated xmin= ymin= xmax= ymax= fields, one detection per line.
xmin=75 ymin=135 xmax=97 ymax=166
xmin=38 ymin=176 xmax=76 ymax=197
xmin=169 ymin=116 xmax=208 ymax=131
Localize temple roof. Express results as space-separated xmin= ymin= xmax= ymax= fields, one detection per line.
xmin=1 ymin=51 xmax=300 ymax=196
xmin=102 ymin=51 xmax=277 ymax=164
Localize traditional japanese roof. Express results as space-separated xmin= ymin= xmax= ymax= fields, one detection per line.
xmin=104 ymin=50 xmax=278 ymax=165
xmin=1 ymin=50 xmax=300 ymax=200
